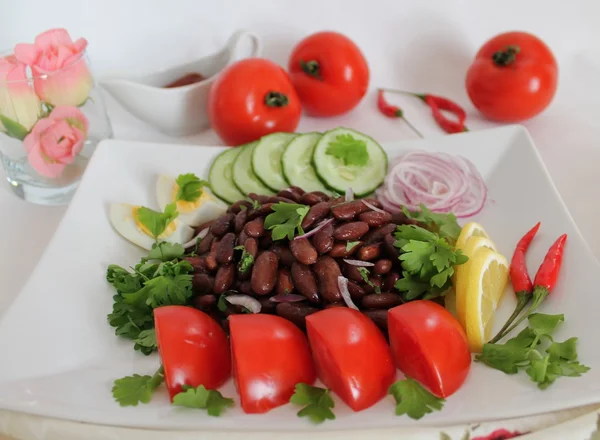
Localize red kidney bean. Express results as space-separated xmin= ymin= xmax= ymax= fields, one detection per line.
xmin=391 ymin=211 xmax=418 ymax=225
xmin=363 ymin=223 xmax=396 ymax=244
xmin=363 ymin=275 xmax=383 ymax=294
xmin=214 ymin=264 xmax=235 ymax=294
xmin=374 ymin=259 xmax=392 ymax=275
xmin=289 ymin=238 xmax=318 ymax=265
xmin=359 ymin=211 xmax=393 ymax=227
xmin=234 ymin=209 xmax=248 ymax=233
xmin=312 ymin=222 xmax=334 ymax=254
xmin=361 ymin=292 xmax=404 ymax=309
xmin=313 ymin=256 xmax=342 ymax=303
xmin=288 ymin=185 xmax=305 ymax=195
xmin=243 ymin=238 xmax=259 ymax=258
xmin=227 ymin=200 xmax=252 ymax=214
xmin=238 ymin=231 xmax=250 ymax=246
xmin=211 ymin=213 xmax=235 ymax=237
xmin=197 ymin=232 xmax=214 ymax=254
xmin=247 ymin=203 xmax=274 ymax=220
xmin=248 ymin=193 xmax=270 ymax=204
xmin=343 ymin=264 xmax=366 ymax=282
xmin=328 ymin=241 xmax=360 ymax=258
xmin=383 ymin=271 xmax=401 ymax=291
xmin=300 ymin=191 xmax=329 ymax=206
xmin=192 ymin=273 xmax=214 ymax=293
xmin=183 ymin=256 xmax=208 ymax=273
xmin=277 ymin=188 xmax=301 ymax=202
xmin=244 ymin=217 xmax=265 ymax=237
xmin=251 ymin=251 xmax=279 ymax=295
xmin=301 ymin=202 xmax=330 ymax=229
xmin=275 ymin=302 xmax=319 ymax=330
xmin=276 ymin=268 xmax=295 ymax=296
xmin=260 ymin=234 xmax=274 ymax=249
xmin=258 ymin=297 xmax=277 ymax=314
xmin=194 ymin=219 xmax=216 ymax=235
xmin=347 ymin=280 xmax=366 ymax=301
xmin=331 ymin=200 xmax=369 ymax=220
xmin=193 ymin=294 xmax=216 ymax=311
xmin=271 ymin=243 xmax=296 ymax=267
xmin=216 ymin=232 xmax=236 ymax=264
xmin=205 ymin=255 xmax=218 ymax=272
xmin=238 ymin=280 xmax=253 ymax=295
xmin=358 ymin=243 xmax=381 ymax=261
xmin=333 ymin=221 xmax=369 ymax=241
xmin=383 ymin=233 xmax=400 ymax=259
xmin=290 ymin=262 xmax=320 ymax=303
xmin=362 ymin=309 xmax=388 ymax=330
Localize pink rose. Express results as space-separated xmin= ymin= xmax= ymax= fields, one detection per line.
xmin=0 ymin=55 xmax=41 ymax=132
xmin=24 ymin=106 xmax=89 ymax=178
xmin=14 ymin=28 xmax=93 ymax=107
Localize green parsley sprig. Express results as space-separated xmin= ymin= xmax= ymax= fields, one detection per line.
xmin=112 ymin=366 xmax=164 ymax=406
xmin=175 ymin=173 xmax=209 ymax=202
xmin=264 ymin=202 xmax=310 ymax=240
xmin=172 ymin=385 xmax=234 ymax=416
xmin=388 ymin=378 xmax=445 ymax=420
xmin=325 ymin=134 xmax=369 ymax=167
xmin=289 ymin=383 xmax=336 ymax=424
xmin=234 ymin=245 xmax=255 ymax=274
xmin=477 ymin=313 xmax=590 ymax=389
xmin=357 ymin=267 xmax=381 ymax=293
xmin=402 ymin=205 xmax=462 ymax=244
xmin=136 ymin=203 xmax=179 ymax=240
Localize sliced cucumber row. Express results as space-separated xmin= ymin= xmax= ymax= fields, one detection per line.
xmin=208 ymin=127 xmax=388 ymax=203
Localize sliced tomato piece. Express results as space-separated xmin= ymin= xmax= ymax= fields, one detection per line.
xmin=229 ymin=314 xmax=316 ymax=414
xmin=388 ymin=300 xmax=471 ymax=398
xmin=306 ymin=308 xmax=396 ymax=411
xmin=154 ymin=306 xmax=231 ymax=400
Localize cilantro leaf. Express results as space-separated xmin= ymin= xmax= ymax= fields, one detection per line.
xmin=290 ymin=383 xmax=336 ymax=424
xmin=547 ymin=337 xmax=578 ymax=361
xmin=172 ymin=385 xmax=233 ymax=416
xmin=402 ymin=205 xmax=462 ymax=243
xmin=395 ymin=272 xmax=434 ymax=300
xmin=107 ymin=264 xmax=144 ymax=294
xmin=234 ymin=245 xmax=255 ymax=274
xmin=400 ymin=240 xmax=436 ymax=278
xmin=112 ymin=367 xmax=164 ymax=406
xmin=357 ymin=267 xmax=381 ymax=293
xmin=325 ymin=134 xmax=369 ymax=167
xmin=136 ymin=203 xmax=179 ymax=239
xmin=264 ymin=202 xmax=310 ymax=241
xmin=143 ymin=241 xmax=185 ymax=262
xmin=217 ymin=294 xmax=228 ymax=312
xmin=346 ymin=241 xmax=360 ymax=252
xmin=528 ymin=313 xmax=564 ymax=337
xmin=175 ymin=173 xmax=208 ymax=202
xmin=251 ymin=199 xmax=261 ymax=210
xmin=145 ymin=272 xmax=193 ymax=307
xmin=134 ymin=328 xmax=157 ymax=350
xmin=388 ymin=378 xmax=445 ymax=420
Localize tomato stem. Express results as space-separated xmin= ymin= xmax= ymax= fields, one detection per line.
xmin=492 ymin=45 xmax=520 ymax=66
xmin=300 ymin=60 xmax=322 ymax=80
xmin=264 ymin=91 xmax=289 ymax=107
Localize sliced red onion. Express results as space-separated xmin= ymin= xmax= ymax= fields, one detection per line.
xmin=361 ymin=199 xmax=386 ymax=214
xmin=182 ymin=227 xmax=209 ymax=248
xmin=294 ymin=218 xmax=333 ymax=240
xmin=343 ymin=259 xmax=375 ymax=267
xmin=376 ymin=151 xmax=487 ymax=218
xmin=269 ymin=294 xmax=307 ymax=303
xmin=337 ymin=276 xmax=359 ymax=310
xmin=225 ymin=294 xmax=261 ymax=314
xmin=345 ymin=187 xmax=354 ymax=202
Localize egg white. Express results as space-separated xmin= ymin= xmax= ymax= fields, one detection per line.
xmin=156 ymin=174 xmax=228 ymax=227
xmin=109 ymin=203 xmax=195 ymax=251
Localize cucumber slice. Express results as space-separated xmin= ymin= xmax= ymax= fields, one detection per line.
xmin=208 ymin=148 xmax=245 ymax=204
xmin=252 ymin=132 xmax=297 ymax=191
xmin=281 ymin=132 xmax=330 ymax=194
xmin=312 ymin=127 xmax=388 ymax=197
xmin=232 ymin=141 xmax=275 ymax=196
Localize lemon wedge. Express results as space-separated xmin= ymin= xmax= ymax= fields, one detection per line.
xmin=455 ymin=221 xmax=490 ymax=252
xmin=455 ymin=236 xmax=498 ymax=328
xmin=464 ymin=247 xmax=509 ymax=353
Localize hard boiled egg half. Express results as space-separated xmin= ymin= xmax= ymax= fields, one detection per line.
xmin=156 ymin=174 xmax=228 ymax=227
xmin=109 ymin=203 xmax=194 ymax=251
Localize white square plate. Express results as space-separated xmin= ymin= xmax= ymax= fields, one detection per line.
xmin=1 ymin=125 xmax=599 ymax=432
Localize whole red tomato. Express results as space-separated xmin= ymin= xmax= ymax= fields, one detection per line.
xmin=208 ymin=58 xmax=301 ymax=146
xmin=388 ymin=301 xmax=471 ymax=398
xmin=466 ymin=31 xmax=558 ymax=122
xmin=306 ymin=308 xmax=395 ymax=411
xmin=229 ymin=314 xmax=316 ymax=414
xmin=154 ymin=306 xmax=231 ymax=400
xmin=288 ymin=31 xmax=369 ymax=117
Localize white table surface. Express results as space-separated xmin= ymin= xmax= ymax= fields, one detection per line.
xmin=1 ymin=0 xmax=600 ymax=438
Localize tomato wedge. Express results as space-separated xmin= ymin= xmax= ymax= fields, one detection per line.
xmin=388 ymin=300 xmax=471 ymax=398
xmin=154 ymin=306 xmax=231 ymax=400
xmin=306 ymin=308 xmax=396 ymax=411
xmin=229 ymin=314 xmax=316 ymax=414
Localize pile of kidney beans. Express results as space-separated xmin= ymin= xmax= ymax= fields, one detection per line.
xmin=185 ymin=186 xmax=416 ymax=337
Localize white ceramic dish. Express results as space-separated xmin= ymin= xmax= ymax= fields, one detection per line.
xmin=0 ymin=125 xmax=598 ymax=432
xmin=100 ymin=30 xmax=261 ymax=137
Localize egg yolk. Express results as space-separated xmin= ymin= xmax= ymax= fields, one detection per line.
xmin=171 ymin=183 xmax=212 ymax=213
xmin=132 ymin=207 xmax=177 ymax=238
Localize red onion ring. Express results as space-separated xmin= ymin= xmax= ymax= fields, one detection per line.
xmin=225 ymin=294 xmax=261 ymax=313
xmin=294 ymin=218 xmax=333 ymax=240
xmin=376 ymin=151 xmax=487 ymax=218
xmin=182 ymin=227 xmax=209 ymax=249
xmin=361 ymin=199 xmax=385 ymax=214
xmin=343 ymin=259 xmax=375 ymax=267
xmin=269 ymin=294 xmax=307 ymax=303
xmin=337 ymin=276 xmax=359 ymax=310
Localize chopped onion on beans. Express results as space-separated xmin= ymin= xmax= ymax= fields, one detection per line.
xmin=343 ymin=259 xmax=375 ymax=267
xmin=182 ymin=227 xmax=209 ymax=248
xmin=337 ymin=276 xmax=359 ymax=310
xmin=294 ymin=218 xmax=333 ymax=240
xmin=361 ymin=199 xmax=386 ymax=214
xmin=225 ymin=295 xmax=262 ymax=314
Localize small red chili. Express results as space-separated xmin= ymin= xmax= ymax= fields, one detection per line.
xmin=494 ymin=233 xmax=567 ymax=341
xmin=376 ymin=90 xmax=423 ymax=138
xmin=380 ymin=88 xmax=469 ymax=134
xmin=490 ymin=222 xmax=540 ymax=343
xmin=472 ymin=428 xmax=526 ymax=440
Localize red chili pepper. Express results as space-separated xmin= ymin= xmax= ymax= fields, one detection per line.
xmin=489 ymin=222 xmax=540 ymax=344
xmin=472 ymin=428 xmax=526 ymax=440
xmin=493 ymin=233 xmax=567 ymax=342
xmin=376 ymin=90 xmax=423 ymax=138
xmin=380 ymin=88 xmax=469 ymax=134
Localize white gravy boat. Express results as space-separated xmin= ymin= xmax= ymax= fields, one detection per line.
xmin=100 ymin=30 xmax=261 ymax=137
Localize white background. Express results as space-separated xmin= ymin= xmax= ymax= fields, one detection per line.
xmin=0 ymin=0 xmax=599 ymax=320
